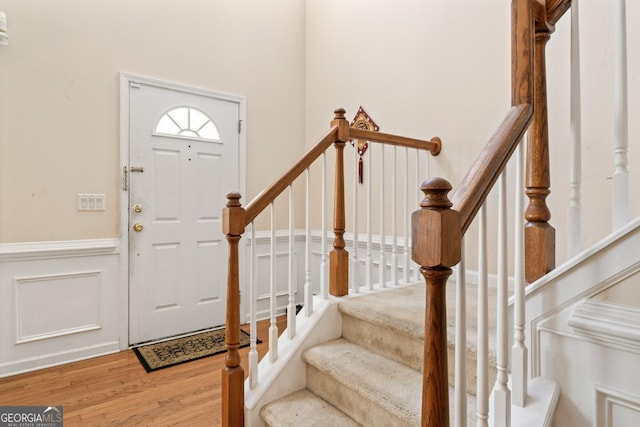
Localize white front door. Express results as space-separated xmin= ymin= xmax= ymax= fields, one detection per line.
xmin=127 ymin=81 xmax=241 ymax=345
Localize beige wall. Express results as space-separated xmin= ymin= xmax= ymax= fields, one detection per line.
xmin=592 ymin=270 xmax=640 ymax=307
xmin=305 ymin=0 xmax=510 ymax=178
xmin=304 ymin=0 xmax=640 ymax=269
xmin=0 ymin=0 xmax=306 ymax=243
xmin=2 ymin=0 xmax=639 ymax=264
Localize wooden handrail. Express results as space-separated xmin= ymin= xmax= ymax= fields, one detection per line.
xmin=450 ymin=103 xmax=532 ymax=234
xmin=244 ymin=126 xmax=338 ymax=224
xmin=546 ymin=0 xmax=572 ymax=26
xmin=348 ymin=128 xmax=441 ymax=155
xmin=530 ymin=0 xmax=571 ymax=29
xmin=243 ymin=115 xmax=442 ymax=225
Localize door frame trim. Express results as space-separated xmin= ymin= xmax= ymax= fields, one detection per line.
xmin=118 ymin=72 xmax=246 ymax=349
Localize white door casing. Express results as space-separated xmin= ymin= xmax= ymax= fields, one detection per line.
xmin=120 ymin=75 xmax=245 ymax=345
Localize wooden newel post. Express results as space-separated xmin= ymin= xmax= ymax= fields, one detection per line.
xmin=412 ymin=178 xmax=461 ymax=427
xmin=221 ymin=192 xmax=245 ymax=427
xmin=525 ymin=22 xmax=555 ymax=283
xmin=511 ymin=0 xmax=533 ymax=107
xmin=330 ymin=108 xmax=350 ymax=297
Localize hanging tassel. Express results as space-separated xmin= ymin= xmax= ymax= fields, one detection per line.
xmin=359 ymin=156 xmax=364 ymax=184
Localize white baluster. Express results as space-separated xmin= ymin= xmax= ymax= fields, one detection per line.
xmin=391 ymin=146 xmax=398 ymax=286
xmin=568 ymin=0 xmax=584 ymax=257
xmin=305 ymin=168 xmax=313 ymax=316
xmin=512 ymin=140 xmax=528 ymax=407
xmin=477 ymin=203 xmax=488 ymax=427
xmin=249 ymin=223 xmax=258 ymax=389
xmin=414 ymin=150 xmax=422 ymax=283
xmin=403 ymin=147 xmax=410 ymax=284
xmin=287 ymin=186 xmax=296 ymax=339
xmin=379 ymin=144 xmax=387 ymax=288
xmin=493 ymin=172 xmax=511 ymax=426
xmin=320 ymin=152 xmax=328 ymax=299
xmin=366 ymin=143 xmax=374 ymax=290
xmin=269 ymin=202 xmax=278 ymax=362
xmin=415 ymin=149 xmax=430 ymax=283
xmin=613 ymin=0 xmax=630 ymax=230
xmin=352 ymin=144 xmax=360 ymax=293
xmin=454 ymin=239 xmax=467 ymax=427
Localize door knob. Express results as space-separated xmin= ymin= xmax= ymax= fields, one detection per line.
xmin=133 ymin=204 xmax=142 ymax=213
xmin=133 ymin=223 xmax=144 ymax=232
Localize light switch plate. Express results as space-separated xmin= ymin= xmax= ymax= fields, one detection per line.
xmin=78 ymin=193 xmax=106 ymax=211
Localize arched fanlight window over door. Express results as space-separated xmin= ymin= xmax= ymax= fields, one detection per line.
xmin=154 ymin=106 xmax=220 ymax=141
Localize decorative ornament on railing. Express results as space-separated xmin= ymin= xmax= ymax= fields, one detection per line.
xmin=350 ymin=106 xmax=379 ymax=184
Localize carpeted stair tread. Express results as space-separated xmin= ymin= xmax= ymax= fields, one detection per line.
xmin=260 ymin=389 xmax=361 ymax=427
xmin=302 ymin=338 xmax=422 ymax=426
xmin=338 ymin=284 xmax=499 ymax=354
xmin=338 ymin=285 xmax=425 ymax=340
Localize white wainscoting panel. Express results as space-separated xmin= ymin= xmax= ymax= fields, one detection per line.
xmin=0 ymin=239 xmax=120 ymax=378
xmin=522 ymin=218 xmax=640 ymax=427
xmin=244 ymin=231 xmax=305 ymax=322
xmin=595 ymin=385 xmax=640 ymax=427
xmin=16 ymin=271 xmax=103 ymax=343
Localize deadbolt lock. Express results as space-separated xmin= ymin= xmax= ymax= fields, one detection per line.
xmin=133 ymin=204 xmax=143 ymax=213
xmin=133 ymin=223 xmax=144 ymax=232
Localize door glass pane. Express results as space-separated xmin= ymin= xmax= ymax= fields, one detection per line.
xmin=154 ymin=107 xmax=221 ymax=141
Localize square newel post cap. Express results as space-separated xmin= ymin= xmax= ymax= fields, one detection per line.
xmin=222 ymin=192 xmax=246 ymax=236
xmin=411 ymin=178 xmax=461 ymax=268
xmin=331 ymin=108 xmax=350 ymax=142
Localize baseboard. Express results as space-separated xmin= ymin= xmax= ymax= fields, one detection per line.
xmin=0 ymin=341 xmax=121 ymax=378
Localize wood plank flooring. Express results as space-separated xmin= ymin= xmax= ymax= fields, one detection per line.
xmin=0 ymin=317 xmax=287 ymax=426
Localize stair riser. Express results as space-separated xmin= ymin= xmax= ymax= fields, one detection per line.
xmin=306 ymin=364 xmax=416 ymax=427
xmin=341 ymin=314 xmax=423 ymax=372
xmin=446 ymin=347 xmax=497 ymax=397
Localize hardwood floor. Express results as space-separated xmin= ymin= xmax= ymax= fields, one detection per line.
xmin=0 ymin=317 xmax=287 ymax=426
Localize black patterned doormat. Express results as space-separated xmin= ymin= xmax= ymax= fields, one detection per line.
xmin=133 ymin=329 xmax=254 ymax=372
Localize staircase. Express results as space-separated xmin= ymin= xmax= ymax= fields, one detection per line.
xmin=220 ymin=0 xmax=640 ymax=425
xmin=254 ymin=217 xmax=640 ymax=427
xmin=261 ymin=284 xmax=490 ymax=426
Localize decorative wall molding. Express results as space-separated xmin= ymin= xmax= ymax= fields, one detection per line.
xmin=244 ymin=229 xmax=307 ymax=245
xmin=0 ymin=239 xmax=119 ymax=262
xmin=257 ymin=290 xmax=297 ymax=302
xmin=526 ymin=217 xmax=640 ymax=297
xmin=569 ymin=300 xmax=640 ymax=353
xmin=595 ymin=384 xmax=640 ymax=427
xmin=15 ymin=271 xmax=103 ymax=344
xmin=528 ymin=259 xmax=640 ymax=377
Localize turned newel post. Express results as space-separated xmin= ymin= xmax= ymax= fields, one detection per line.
xmin=412 ymin=178 xmax=461 ymax=427
xmin=221 ymin=192 xmax=245 ymax=427
xmin=525 ymin=24 xmax=555 ymax=283
xmin=330 ymin=108 xmax=350 ymax=296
